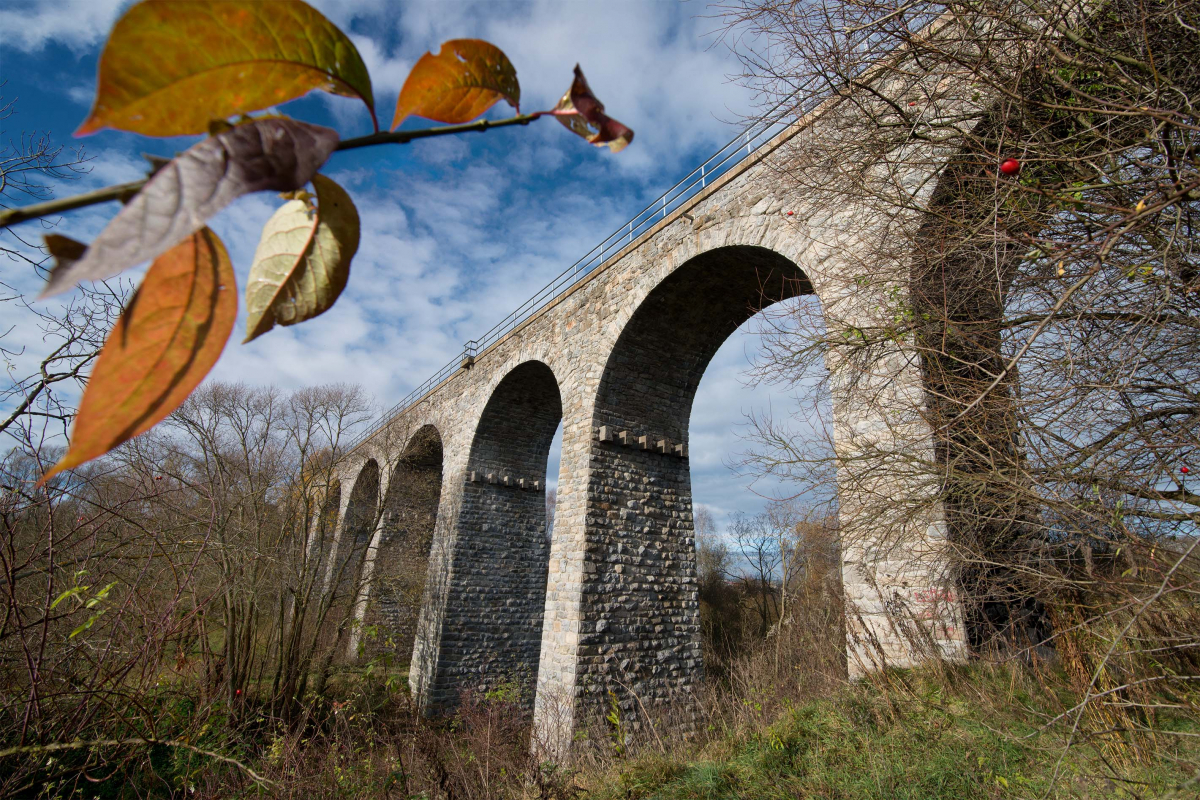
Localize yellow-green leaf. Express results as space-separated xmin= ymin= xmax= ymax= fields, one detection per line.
xmin=244 ymin=173 xmax=360 ymax=343
xmin=50 ymin=586 xmax=86 ymax=610
xmin=78 ymin=0 xmax=375 ymax=137
xmin=392 ymin=39 xmax=519 ymax=129
xmin=40 ymin=229 xmax=237 ymax=484
xmin=70 ymin=615 xmax=102 ymax=639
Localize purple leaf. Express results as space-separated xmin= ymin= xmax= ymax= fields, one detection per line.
xmin=41 ymin=117 xmax=339 ymax=298
xmin=548 ymin=65 xmax=634 ymax=153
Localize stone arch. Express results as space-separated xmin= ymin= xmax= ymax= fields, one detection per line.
xmin=308 ymin=479 xmax=343 ymax=580
xmin=357 ymin=425 xmax=445 ymax=662
xmin=317 ymin=480 xmax=343 ymax=535
xmin=419 ymin=360 xmax=563 ymax=708
xmin=573 ymin=245 xmax=810 ymax=715
xmin=594 ymin=245 xmax=809 ymax=442
xmin=327 ymin=459 xmax=381 ymax=603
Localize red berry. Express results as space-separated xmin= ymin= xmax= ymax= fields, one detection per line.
xmin=786 ymin=211 xmax=794 ymax=216
xmin=908 ymin=101 xmax=918 ymax=107
xmin=1000 ymin=158 xmax=1021 ymax=176
xmin=1183 ymin=466 xmax=1190 ymax=474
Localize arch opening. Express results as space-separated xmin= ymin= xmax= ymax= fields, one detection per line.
xmin=317 ymin=481 xmax=343 ymax=538
xmin=329 ymin=460 xmax=380 ymax=599
xmin=431 ymin=360 xmax=563 ymax=707
xmin=310 ymin=480 xmax=343 ymax=582
xmin=362 ymin=426 xmax=444 ymax=663
xmin=580 ymin=244 xmax=812 ymax=716
xmin=545 ymin=422 xmax=563 ymax=541
xmin=689 ymin=294 xmax=842 ymax=682
xmin=322 ymin=460 xmax=380 ymax=660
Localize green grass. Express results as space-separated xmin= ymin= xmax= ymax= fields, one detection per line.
xmin=584 ymin=667 xmax=1200 ymax=800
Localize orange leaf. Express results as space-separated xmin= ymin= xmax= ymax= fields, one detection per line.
xmin=77 ymin=0 xmax=375 ymax=137
xmin=40 ymin=229 xmax=236 ymax=484
xmin=391 ymin=39 xmax=519 ymax=129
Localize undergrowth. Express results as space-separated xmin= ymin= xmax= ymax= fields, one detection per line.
xmin=579 ymin=664 xmax=1200 ymax=800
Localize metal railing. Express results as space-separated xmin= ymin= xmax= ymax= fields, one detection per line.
xmin=346 ymin=87 xmax=820 ymax=453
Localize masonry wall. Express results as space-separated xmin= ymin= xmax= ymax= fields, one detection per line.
xmin=573 ymin=247 xmax=810 ymax=728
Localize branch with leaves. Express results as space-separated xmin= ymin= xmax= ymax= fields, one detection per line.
xmin=1 ymin=0 xmax=634 ymax=484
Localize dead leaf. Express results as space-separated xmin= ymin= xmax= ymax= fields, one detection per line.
xmin=41 ymin=117 xmax=338 ymax=299
xmin=548 ymin=65 xmax=633 ymax=153
xmin=44 ymin=234 xmax=88 ymax=269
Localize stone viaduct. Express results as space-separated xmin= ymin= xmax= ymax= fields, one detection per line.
xmin=317 ymin=29 xmax=993 ymax=752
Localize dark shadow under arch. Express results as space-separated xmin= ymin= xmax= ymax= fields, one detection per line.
xmin=912 ymin=111 xmax=1049 ymax=653
xmin=428 ymin=361 xmax=563 ymax=707
xmin=331 ymin=459 xmax=380 ymax=600
xmin=311 ymin=480 xmax=343 ymax=581
xmin=317 ymin=481 xmax=343 ymax=538
xmin=365 ymin=426 xmax=444 ymax=663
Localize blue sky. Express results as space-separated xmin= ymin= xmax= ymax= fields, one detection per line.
xmin=0 ymin=0 xmax=828 ymax=528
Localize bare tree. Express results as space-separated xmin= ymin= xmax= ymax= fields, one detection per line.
xmin=728 ymin=510 xmax=785 ymax=637
xmin=719 ymin=0 xmax=1200 ymax=774
xmin=693 ymin=507 xmax=746 ymax=669
xmin=0 ymin=381 xmax=372 ymax=792
xmin=0 ymin=89 xmax=126 ymax=452
xmin=157 ymin=382 xmax=373 ymax=721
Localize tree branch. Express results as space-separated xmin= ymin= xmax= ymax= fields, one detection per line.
xmin=0 ymin=113 xmax=544 ymax=229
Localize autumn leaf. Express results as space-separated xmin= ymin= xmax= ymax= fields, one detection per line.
xmin=44 ymin=234 xmax=88 ymax=267
xmin=549 ymin=65 xmax=634 ymax=153
xmin=392 ymin=39 xmax=519 ymax=129
xmin=244 ymin=173 xmax=360 ymax=343
xmin=78 ymin=0 xmax=375 ymax=137
xmin=41 ymin=117 xmax=338 ymax=299
xmin=39 ymin=229 xmax=236 ymax=484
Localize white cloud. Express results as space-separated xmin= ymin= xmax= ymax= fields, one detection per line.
xmin=475 ymin=1 xmax=751 ymax=173
xmin=0 ymin=0 xmax=127 ymax=54
xmin=66 ymin=83 xmax=95 ymax=107
xmin=348 ymin=34 xmax=412 ymax=102
xmin=306 ymin=0 xmax=753 ymax=179
xmin=690 ymin=306 xmax=833 ymax=522
xmin=76 ymin=150 xmax=146 ymax=188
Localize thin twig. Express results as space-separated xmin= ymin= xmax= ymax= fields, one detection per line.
xmin=614 ymin=678 xmax=668 ymax=754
